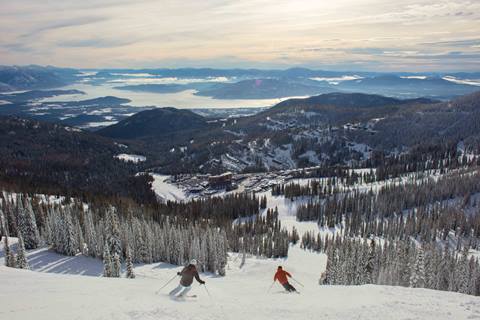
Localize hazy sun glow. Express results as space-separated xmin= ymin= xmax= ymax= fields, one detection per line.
xmin=1 ymin=0 xmax=479 ymax=71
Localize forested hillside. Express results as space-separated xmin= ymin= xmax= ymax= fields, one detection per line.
xmin=95 ymin=91 xmax=480 ymax=174
xmin=0 ymin=117 xmax=155 ymax=204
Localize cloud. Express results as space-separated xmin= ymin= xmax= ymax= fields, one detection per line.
xmin=347 ymin=48 xmax=390 ymax=55
xmin=421 ymin=38 xmax=480 ymax=47
xmin=1 ymin=42 xmax=35 ymax=53
xmin=58 ymin=38 xmax=136 ymax=49
xmin=0 ymin=0 xmax=479 ymax=71
xmin=19 ymin=16 xmax=109 ymax=39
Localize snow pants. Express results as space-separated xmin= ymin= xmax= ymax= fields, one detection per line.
xmin=169 ymin=284 xmax=192 ymax=297
xmin=282 ymin=282 xmax=297 ymax=292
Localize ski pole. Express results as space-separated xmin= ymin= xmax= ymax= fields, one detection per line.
xmin=267 ymin=281 xmax=275 ymax=293
xmin=203 ymin=284 xmax=212 ymax=298
xmin=291 ymin=277 xmax=304 ymax=287
xmin=156 ymin=274 xmax=178 ymax=294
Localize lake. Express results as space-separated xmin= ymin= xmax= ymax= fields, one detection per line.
xmin=40 ymin=82 xmax=307 ymax=109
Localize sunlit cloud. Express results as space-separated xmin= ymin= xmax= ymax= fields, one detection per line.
xmin=0 ymin=0 xmax=479 ymax=71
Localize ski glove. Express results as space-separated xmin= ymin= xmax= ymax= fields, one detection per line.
xmin=177 ymin=272 xmax=182 ymax=276
xmin=199 ymin=280 xmax=205 ymax=285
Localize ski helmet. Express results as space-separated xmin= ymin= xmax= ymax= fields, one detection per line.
xmin=190 ymin=259 xmax=197 ymax=266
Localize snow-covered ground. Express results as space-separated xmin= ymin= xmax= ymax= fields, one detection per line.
xmin=151 ymin=174 xmax=187 ymax=202
xmin=1 ymin=239 xmax=479 ymax=320
xmin=115 ymin=153 xmax=147 ymax=163
xmin=79 ymin=121 xmax=118 ymax=129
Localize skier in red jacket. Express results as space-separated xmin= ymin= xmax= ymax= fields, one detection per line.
xmin=274 ymin=266 xmax=297 ymax=292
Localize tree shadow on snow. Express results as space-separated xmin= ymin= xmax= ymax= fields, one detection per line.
xmin=26 ymin=248 xmax=103 ymax=277
xmin=0 ymin=238 xmax=18 ymax=259
xmin=152 ymin=262 xmax=179 ymax=270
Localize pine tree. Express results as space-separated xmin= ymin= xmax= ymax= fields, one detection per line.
xmin=103 ymin=244 xmax=112 ymax=277
xmin=468 ymin=257 xmax=478 ymax=296
xmin=112 ymin=253 xmax=121 ymax=278
xmin=325 ymin=244 xmax=337 ymax=284
xmin=63 ymin=208 xmax=78 ymax=256
xmin=106 ymin=209 xmax=122 ymax=257
xmin=83 ymin=209 xmax=98 ymax=258
xmin=216 ymin=230 xmax=228 ymax=276
xmin=16 ymin=196 xmax=40 ymax=250
xmin=458 ymin=249 xmax=471 ymax=294
xmin=0 ymin=209 xmax=6 ymax=240
xmin=4 ymin=236 xmax=16 ymax=268
xmin=126 ymin=247 xmax=135 ymax=279
xmin=365 ymin=239 xmax=376 ymax=284
xmin=189 ymin=237 xmax=201 ymax=264
xmin=16 ymin=234 xmax=29 ymax=269
xmin=409 ymin=247 xmax=425 ymax=288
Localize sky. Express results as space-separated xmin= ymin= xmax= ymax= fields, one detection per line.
xmin=0 ymin=0 xmax=479 ymax=71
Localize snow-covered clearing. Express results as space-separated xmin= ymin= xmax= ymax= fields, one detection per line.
xmin=1 ymin=238 xmax=479 ymax=320
xmin=115 ymin=153 xmax=147 ymax=163
xmin=79 ymin=121 xmax=118 ymax=128
xmin=151 ymin=174 xmax=187 ymax=202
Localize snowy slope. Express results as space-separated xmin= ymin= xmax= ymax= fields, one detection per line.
xmin=1 ymin=240 xmax=480 ymax=320
xmin=151 ymin=174 xmax=187 ymax=202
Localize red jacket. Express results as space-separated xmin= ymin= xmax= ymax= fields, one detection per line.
xmin=274 ymin=269 xmax=291 ymax=285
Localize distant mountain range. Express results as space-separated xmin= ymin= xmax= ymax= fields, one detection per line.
xmin=335 ymin=75 xmax=478 ymax=100
xmin=1 ymin=65 xmax=479 ymax=101
xmin=0 ymin=65 xmax=78 ymax=92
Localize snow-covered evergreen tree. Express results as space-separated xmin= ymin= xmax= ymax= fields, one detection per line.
xmin=189 ymin=237 xmax=201 ymax=264
xmin=83 ymin=209 xmax=98 ymax=258
xmin=0 ymin=209 xmax=6 ymax=239
xmin=325 ymin=243 xmax=337 ymax=284
xmin=3 ymin=236 xmax=16 ymax=268
xmin=458 ymin=249 xmax=471 ymax=294
xmin=112 ymin=253 xmax=121 ymax=278
xmin=103 ymin=243 xmax=112 ymax=277
xmin=63 ymin=208 xmax=78 ymax=256
xmin=216 ymin=230 xmax=228 ymax=276
xmin=16 ymin=234 xmax=29 ymax=269
xmin=106 ymin=208 xmax=122 ymax=257
xmin=16 ymin=195 xmax=40 ymax=250
xmin=126 ymin=247 xmax=135 ymax=279
xmin=198 ymin=236 xmax=207 ymax=272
